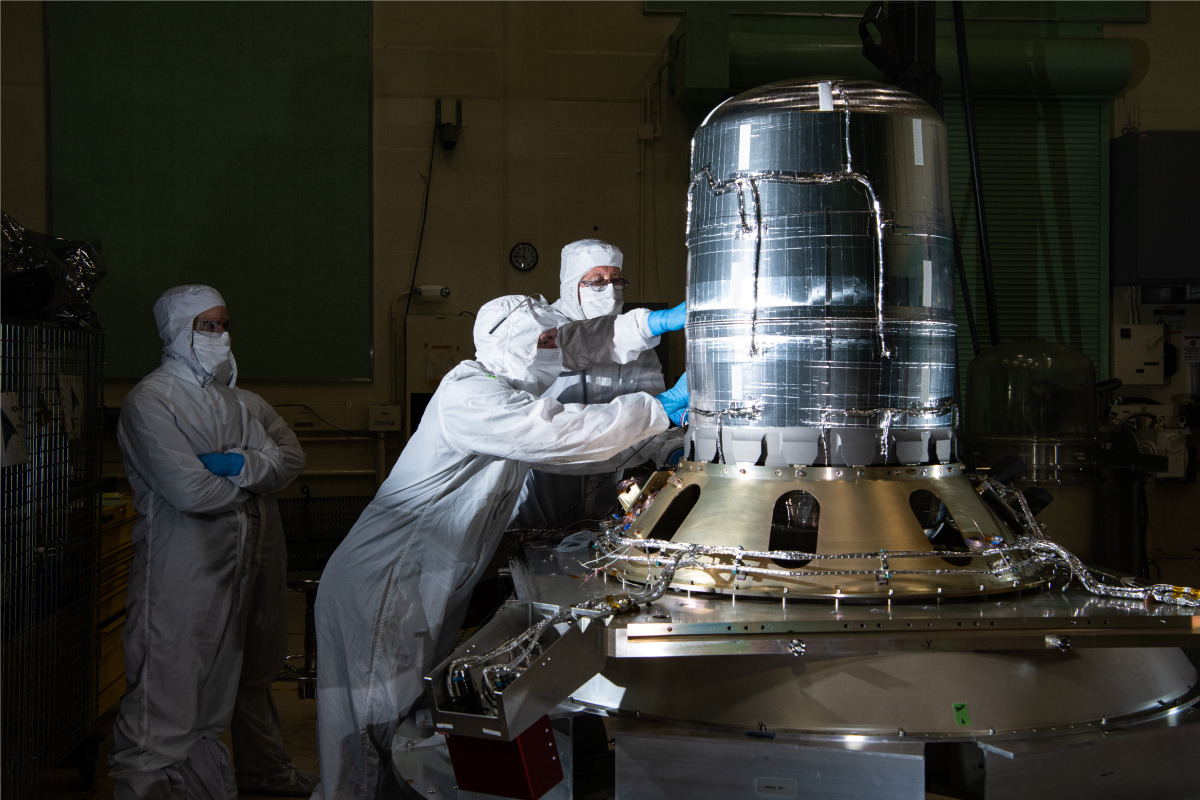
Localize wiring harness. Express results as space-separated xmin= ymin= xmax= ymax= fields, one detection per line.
xmin=444 ymin=472 xmax=1199 ymax=716
xmin=445 ymin=545 xmax=692 ymax=714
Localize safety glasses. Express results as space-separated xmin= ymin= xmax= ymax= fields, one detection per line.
xmin=578 ymin=278 xmax=631 ymax=292
xmin=193 ymin=318 xmax=232 ymax=334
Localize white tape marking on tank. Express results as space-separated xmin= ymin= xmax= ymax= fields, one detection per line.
xmin=921 ymin=365 xmax=931 ymax=404
xmin=913 ymin=118 xmax=924 ymax=166
xmin=738 ymin=123 xmax=752 ymax=170
xmin=817 ymin=81 xmax=834 ymax=111
xmin=731 ymin=365 xmax=744 ymax=400
xmin=923 ymin=259 xmax=933 ymax=307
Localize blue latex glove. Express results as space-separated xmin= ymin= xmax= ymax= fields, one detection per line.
xmin=647 ymin=302 xmax=687 ymax=337
xmin=655 ymin=373 xmax=689 ymax=427
xmin=198 ymin=452 xmax=245 ymax=477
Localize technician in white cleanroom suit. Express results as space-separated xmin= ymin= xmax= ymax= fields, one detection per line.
xmin=312 ymin=294 xmax=690 ymax=800
xmin=110 ymin=285 xmax=315 ymax=799
xmin=511 ymin=238 xmax=688 ymax=528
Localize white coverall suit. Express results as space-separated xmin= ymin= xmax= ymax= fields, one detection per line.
xmin=111 ymin=285 xmax=307 ymax=800
xmin=312 ymin=295 xmax=670 ymax=799
xmin=511 ymin=239 xmax=680 ymax=528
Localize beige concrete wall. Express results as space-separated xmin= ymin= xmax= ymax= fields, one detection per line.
xmin=11 ymin=1 xmax=1196 ymax=505
xmin=99 ymin=2 xmax=689 ymax=416
xmin=1106 ymin=1 xmax=1200 ymax=135
xmin=0 ymin=1 xmax=692 ymax=495
xmin=1104 ymin=4 xmax=1200 ymax=586
xmin=301 ymin=1 xmax=689 ymax=493
xmin=1 ymin=0 xmax=47 ymax=230
xmin=369 ymin=0 xmax=688 ymax=354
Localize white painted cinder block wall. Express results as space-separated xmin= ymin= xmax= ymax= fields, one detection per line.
xmin=1 ymin=2 xmax=695 ymax=496
xmin=6 ymin=2 xmax=1198 ymax=500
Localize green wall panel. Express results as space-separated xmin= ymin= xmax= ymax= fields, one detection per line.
xmin=47 ymin=1 xmax=371 ymax=380
xmin=944 ymin=97 xmax=1109 ymax=385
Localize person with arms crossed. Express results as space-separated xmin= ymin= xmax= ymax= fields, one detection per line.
xmin=112 ymin=285 xmax=317 ymax=799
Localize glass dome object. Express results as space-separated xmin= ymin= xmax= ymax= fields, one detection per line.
xmin=965 ymin=340 xmax=1097 ymax=482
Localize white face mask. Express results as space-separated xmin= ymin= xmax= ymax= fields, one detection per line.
xmin=193 ymin=331 xmax=234 ymax=382
xmin=579 ymin=284 xmax=623 ymax=318
xmin=530 ymin=348 xmax=564 ymax=394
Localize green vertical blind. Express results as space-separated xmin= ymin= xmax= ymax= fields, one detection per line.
xmin=47 ymin=1 xmax=372 ymax=380
xmin=944 ymin=97 xmax=1108 ymax=385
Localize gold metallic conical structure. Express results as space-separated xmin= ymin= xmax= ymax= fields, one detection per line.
xmin=607 ymin=462 xmax=1052 ymax=599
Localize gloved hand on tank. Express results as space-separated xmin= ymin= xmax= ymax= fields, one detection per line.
xmin=198 ymin=451 xmax=245 ymax=477
xmin=646 ymin=302 xmax=687 ymax=336
xmin=655 ymin=373 xmax=690 ymax=427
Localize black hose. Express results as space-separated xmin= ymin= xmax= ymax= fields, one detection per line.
xmin=951 ymin=216 xmax=981 ymax=355
xmin=952 ymin=1 xmax=1000 ymax=347
xmin=400 ymin=128 xmax=439 ymax=430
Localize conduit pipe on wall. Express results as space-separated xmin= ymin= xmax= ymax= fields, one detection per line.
xmin=952 ymin=0 xmax=1000 ymax=348
xmin=390 ymin=292 xmax=408 ymax=408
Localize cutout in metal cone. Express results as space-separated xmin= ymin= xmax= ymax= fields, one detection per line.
xmin=608 ymin=461 xmax=1053 ymax=599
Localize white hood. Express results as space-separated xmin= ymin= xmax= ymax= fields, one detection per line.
xmin=473 ymin=295 xmax=568 ymax=395
xmin=152 ymin=284 xmax=237 ymax=387
xmin=554 ymin=239 xmax=624 ymax=321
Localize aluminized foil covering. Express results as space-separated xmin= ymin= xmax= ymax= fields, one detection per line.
xmin=686 ymin=79 xmax=956 ymax=464
xmin=1 ymin=212 xmax=107 ymax=329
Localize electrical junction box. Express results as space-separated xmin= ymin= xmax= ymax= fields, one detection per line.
xmin=1110 ymin=131 xmax=1200 ymax=285
xmin=1112 ymin=324 xmax=1165 ymax=384
xmin=368 ymin=406 xmax=402 ymax=432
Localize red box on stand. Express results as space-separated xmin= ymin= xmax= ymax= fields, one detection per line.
xmin=445 ymin=715 xmax=563 ymax=800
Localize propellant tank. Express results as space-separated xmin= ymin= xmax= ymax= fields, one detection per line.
xmin=614 ymin=78 xmax=1040 ymax=598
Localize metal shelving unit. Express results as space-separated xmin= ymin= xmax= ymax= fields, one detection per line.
xmin=2 ymin=321 xmax=104 ymax=797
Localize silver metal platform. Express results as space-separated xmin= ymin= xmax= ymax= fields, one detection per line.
xmin=612 ymin=723 xmax=926 ymax=800
xmin=427 ymin=544 xmax=1200 ymax=740
xmin=516 ymin=543 xmax=1200 ymax=657
xmin=415 ymin=543 xmax=1200 ymax=799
